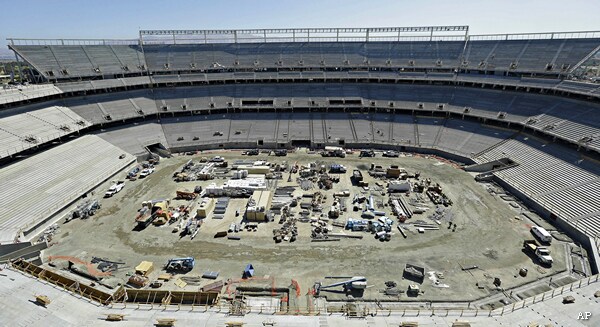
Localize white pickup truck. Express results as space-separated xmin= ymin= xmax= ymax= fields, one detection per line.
xmin=523 ymin=240 xmax=553 ymax=266
xmin=104 ymin=181 xmax=125 ymax=198
xmin=139 ymin=167 xmax=155 ymax=178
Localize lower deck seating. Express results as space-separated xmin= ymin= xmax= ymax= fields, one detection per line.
xmin=0 ymin=135 xmax=135 ymax=242
xmin=474 ymin=135 xmax=600 ymax=237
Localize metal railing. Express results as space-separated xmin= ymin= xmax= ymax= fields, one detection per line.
xmin=140 ymin=26 xmax=469 ymax=44
xmin=6 ymin=38 xmax=139 ymax=46
xmin=107 ymin=274 xmax=600 ymax=318
xmin=469 ymin=30 xmax=600 ymax=41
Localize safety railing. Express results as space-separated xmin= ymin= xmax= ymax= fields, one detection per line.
xmin=470 ymin=30 xmax=600 ymax=41
xmin=95 ymin=273 xmax=600 ymax=317
xmin=7 ymin=38 xmax=139 ymax=46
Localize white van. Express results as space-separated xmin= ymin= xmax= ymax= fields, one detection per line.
xmin=531 ymin=226 xmax=552 ymax=244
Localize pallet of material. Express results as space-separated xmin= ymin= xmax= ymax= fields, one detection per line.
xmin=227 ymin=235 xmax=241 ymax=240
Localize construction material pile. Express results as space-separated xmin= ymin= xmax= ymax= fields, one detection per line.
xmin=345 ymin=217 xmax=394 ymax=241
xmin=173 ymin=160 xmax=215 ymax=181
xmin=271 ymin=186 xmax=296 ymax=213
xmin=389 ymin=197 xmax=413 ymax=222
xmin=273 ymin=213 xmax=298 ymax=243
xmin=317 ymin=174 xmax=340 ymax=190
xmin=38 ymin=224 xmax=60 ymax=243
xmin=426 ymin=183 xmax=453 ymax=206
xmin=311 ymin=217 xmax=333 ymax=241
xmin=67 ymin=198 xmax=101 ymax=222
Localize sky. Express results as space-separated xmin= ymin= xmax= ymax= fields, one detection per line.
xmin=1 ymin=0 xmax=599 ymax=57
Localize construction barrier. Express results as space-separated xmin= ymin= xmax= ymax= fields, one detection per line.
xmin=11 ymin=258 xmax=120 ymax=305
xmin=121 ymin=289 xmax=219 ymax=306
xmin=11 ymin=259 xmax=220 ymax=307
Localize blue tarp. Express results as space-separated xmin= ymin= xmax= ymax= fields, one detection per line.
xmin=243 ymin=264 xmax=255 ymax=278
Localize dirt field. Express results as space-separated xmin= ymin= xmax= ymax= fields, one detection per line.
xmin=43 ymin=149 xmax=570 ymax=303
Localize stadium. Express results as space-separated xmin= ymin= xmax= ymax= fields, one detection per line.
xmin=1 ymin=26 xmax=600 ymax=326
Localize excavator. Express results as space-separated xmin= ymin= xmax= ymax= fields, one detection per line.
xmin=313 ymin=276 xmax=367 ymax=295
xmin=165 ymin=257 xmax=195 ymax=272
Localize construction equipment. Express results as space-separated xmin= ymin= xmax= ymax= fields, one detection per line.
xmin=359 ymin=150 xmax=375 ymax=157
xmin=313 ymin=276 xmax=367 ymax=295
xmin=322 ymin=146 xmax=346 ymax=158
xmin=35 ymin=294 xmax=51 ymax=307
xmin=329 ymin=164 xmax=347 ymax=173
xmin=165 ymin=257 xmax=195 ymax=272
xmin=155 ymin=318 xmax=177 ymax=326
xmin=67 ymin=199 xmax=101 ymax=221
xmin=134 ymin=206 xmax=154 ymax=227
xmin=135 ymin=199 xmax=171 ymax=228
xmin=274 ymin=149 xmax=287 ymax=156
xmin=176 ymin=189 xmax=197 ymax=200
xmin=105 ymin=314 xmax=125 ymax=321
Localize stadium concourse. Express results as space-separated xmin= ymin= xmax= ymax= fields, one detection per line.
xmin=1 ymin=26 xmax=600 ymax=325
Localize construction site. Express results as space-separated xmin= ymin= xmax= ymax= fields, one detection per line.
xmin=3 ymin=21 xmax=600 ymax=325
xmin=13 ymin=147 xmax=583 ymax=317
